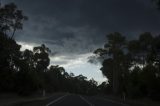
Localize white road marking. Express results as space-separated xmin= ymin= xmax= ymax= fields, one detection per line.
xmin=95 ymin=97 xmax=129 ymax=106
xmin=79 ymin=95 xmax=94 ymax=106
xmin=46 ymin=94 xmax=68 ymax=106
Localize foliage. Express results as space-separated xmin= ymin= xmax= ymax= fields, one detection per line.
xmin=94 ymin=32 xmax=160 ymax=100
xmin=0 ymin=32 xmax=99 ymax=95
xmin=1 ymin=2 xmax=160 ymax=101
xmin=152 ymin=0 xmax=160 ymax=9
xmin=0 ymin=3 xmax=27 ymax=38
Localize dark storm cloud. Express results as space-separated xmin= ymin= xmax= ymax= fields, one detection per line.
xmin=3 ymin=0 xmax=160 ymax=54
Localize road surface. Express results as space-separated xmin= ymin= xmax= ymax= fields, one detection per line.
xmin=12 ymin=93 xmax=129 ymax=106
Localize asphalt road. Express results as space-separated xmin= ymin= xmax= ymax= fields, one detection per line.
xmin=12 ymin=93 xmax=129 ymax=106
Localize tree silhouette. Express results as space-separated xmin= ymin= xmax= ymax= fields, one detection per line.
xmin=0 ymin=31 xmax=21 ymax=91
xmin=94 ymin=32 xmax=126 ymax=95
xmin=0 ymin=3 xmax=27 ymax=38
xmin=1 ymin=2 xmax=160 ymax=101
xmin=33 ymin=44 xmax=51 ymax=73
xmin=94 ymin=32 xmax=160 ymax=100
xmin=0 ymin=2 xmax=100 ymax=96
xmin=152 ymin=0 xmax=160 ymax=9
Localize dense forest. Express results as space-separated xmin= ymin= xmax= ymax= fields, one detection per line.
xmin=0 ymin=2 xmax=160 ymax=102
xmin=94 ymin=32 xmax=160 ymax=100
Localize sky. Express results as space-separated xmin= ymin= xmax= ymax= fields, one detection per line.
xmin=3 ymin=0 xmax=160 ymax=83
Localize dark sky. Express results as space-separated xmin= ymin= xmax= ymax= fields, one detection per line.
xmin=3 ymin=0 xmax=160 ymax=82
xmin=4 ymin=0 xmax=160 ymax=54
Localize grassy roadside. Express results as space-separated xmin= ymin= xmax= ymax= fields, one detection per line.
xmin=97 ymin=94 xmax=160 ymax=106
xmin=0 ymin=92 xmax=60 ymax=106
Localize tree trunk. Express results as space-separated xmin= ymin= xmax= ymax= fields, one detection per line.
xmin=43 ymin=89 xmax=46 ymax=97
xmin=113 ymin=62 xmax=119 ymax=95
xmin=11 ymin=28 xmax=16 ymax=39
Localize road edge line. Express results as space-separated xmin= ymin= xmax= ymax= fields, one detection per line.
xmin=79 ymin=95 xmax=94 ymax=106
xmin=46 ymin=94 xmax=68 ymax=106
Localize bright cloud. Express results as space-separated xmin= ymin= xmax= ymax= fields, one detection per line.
xmin=18 ymin=42 xmax=107 ymax=83
xmin=50 ymin=53 xmax=107 ymax=83
xmin=17 ymin=41 xmax=38 ymax=51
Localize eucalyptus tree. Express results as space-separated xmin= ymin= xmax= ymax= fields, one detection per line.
xmin=94 ymin=32 xmax=127 ymax=95
xmin=128 ymin=32 xmax=154 ymax=67
xmin=0 ymin=31 xmax=21 ymax=92
xmin=0 ymin=3 xmax=27 ymax=38
xmin=127 ymin=33 xmax=160 ymax=99
xmin=33 ymin=44 xmax=51 ymax=73
xmin=33 ymin=44 xmax=51 ymax=96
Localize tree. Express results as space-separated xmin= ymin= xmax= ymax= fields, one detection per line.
xmin=0 ymin=3 xmax=28 ymax=38
xmin=44 ymin=65 xmax=65 ymax=92
xmin=33 ymin=44 xmax=51 ymax=96
xmin=1 ymin=2 xmax=101 ymax=96
xmin=98 ymin=81 xmax=110 ymax=94
xmin=127 ymin=33 xmax=160 ymax=100
xmin=152 ymin=0 xmax=160 ymax=9
xmin=0 ymin=32 xmax=21 ymax=92
xmin=128 ymin=32 xmax=154 ymax=67
xmin=33 ymin=44 xmax=51 ymax=72
xmin=94 ymin=32 xmax=126 ymax=95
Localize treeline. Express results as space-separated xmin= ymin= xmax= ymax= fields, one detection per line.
xmin=0 ymin=31 xmax=100 ymax=96
xmin=0 ymin=3 xmax=100 ymax=96
xmin=94 ymin=32 xmax=160 ymax=100
xmin=1 ymin=2 xmax=160 ymax=101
